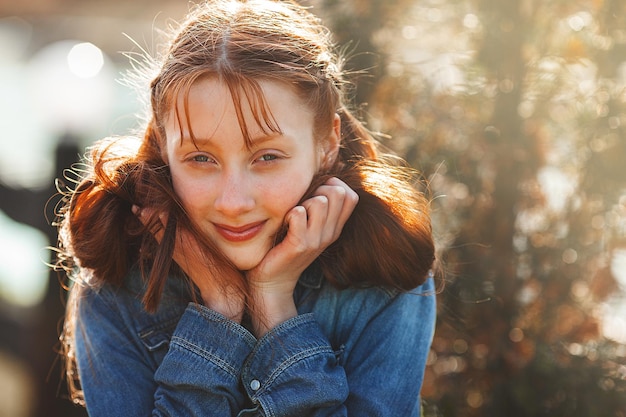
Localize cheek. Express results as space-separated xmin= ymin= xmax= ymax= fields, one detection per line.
xmin=257 ymin=174 xmax=313 ymax=213
xmin=170 ymin=172 xmax=209 ymax=212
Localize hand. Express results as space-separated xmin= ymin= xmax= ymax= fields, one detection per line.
xmin=132 ymin=206 xmax=245 ymax=322
xmin=246 ymin=177 xmax=358 ymax=336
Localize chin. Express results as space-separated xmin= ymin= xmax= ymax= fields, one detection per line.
xmin=220 ymin=242 xmax=273 ymax=272
xmin=228 ymin=254 xmax=265 ymax=272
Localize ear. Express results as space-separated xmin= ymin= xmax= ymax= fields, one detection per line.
xmin=320 ymin=113 xmax=341 ymax=168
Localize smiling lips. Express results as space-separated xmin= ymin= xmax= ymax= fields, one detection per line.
xmin=213 ymin=221 xmax=266 ymax=242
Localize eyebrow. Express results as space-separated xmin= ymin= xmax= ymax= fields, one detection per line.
xmin=249 ymin=132 xmax=285 ymax=147
xmin=178 ymin=131 xmax=285 ymax=149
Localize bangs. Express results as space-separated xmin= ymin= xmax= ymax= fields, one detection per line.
xmin=172 ymin=73 xmax=283 ymax=149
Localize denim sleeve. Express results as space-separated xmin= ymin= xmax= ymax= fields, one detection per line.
xmin=75 ymin=280 xmax=434 ymax=416
xmin=75 ymin=284 xmax=347 ymax=416
xmin=239 ymin=314 xmax=349 ymax=416
xmin=156 ymin=307 xmax=348 ymax=416
xmin=74 ymin=285 xmax=171 ymax=416
xmin=239 ymin=279 xmax=436 ymax=416
xmin=153 ymin=305 xmax=257 ymax=414
xmin=75 ymin=285 xmax=257 ymax=416
xmin=338 ymin=283 xmax=437 ymax=416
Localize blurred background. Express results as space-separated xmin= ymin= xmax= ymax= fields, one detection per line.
xmin=0 ymin=0 xmax=625 ymax=416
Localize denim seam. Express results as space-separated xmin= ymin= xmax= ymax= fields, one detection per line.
xmin=260 ymin=345 xmax=334 ymax=390
xmin=137 ymin=316 xmax=179 ymax=338
xmin=191 ymin=305 xmax=257 ymax=346
xmin=171 ymin=335 xmax=240 ymax=377
xmin=250 ymin=345 xmax=334 ymax=417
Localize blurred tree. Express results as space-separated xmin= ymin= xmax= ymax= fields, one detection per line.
xmin=304 ymin=0 xmax=416 ymax=107
xmin=311 ymin=0 xmax=626 ymax=415
xmin=0 ymin=136 xmax=87 ymax=417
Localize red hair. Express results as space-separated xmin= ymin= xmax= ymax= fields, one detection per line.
xmin=55 ymin=0 xmax=435 ymax=403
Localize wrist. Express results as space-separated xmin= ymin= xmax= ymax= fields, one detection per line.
xmin=201 ymin=291 xmax=244 ymax=323
xmin=249 ymin=291 xmax=297 ymax=337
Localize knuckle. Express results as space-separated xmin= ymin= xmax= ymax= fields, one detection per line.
xmin=330 ymin=185 xmax=347 ymax=200
xmin=292 ymin=239 xmax=310 ymax=254
xmin=311 ymin=195 xmax=329 ymax=207
xmin=317 ymin=195 xmax=329 ymax=203
xmin=348 ymin=189 xmax=359 ymax=204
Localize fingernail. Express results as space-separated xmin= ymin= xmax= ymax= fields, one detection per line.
xmin=131 ymin=205 xmax=140 ymax=215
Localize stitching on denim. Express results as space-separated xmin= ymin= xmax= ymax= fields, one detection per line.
xmin=171 ymin=335 xmax=239 ymax=377
xmin=137 ymin=316 xmax=179 ymax=339
xmin=258 ymin=345 xmax=334 ymax=394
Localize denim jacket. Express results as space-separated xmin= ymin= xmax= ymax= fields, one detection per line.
xmin=74 ymin=264 xmax=436 ymax=416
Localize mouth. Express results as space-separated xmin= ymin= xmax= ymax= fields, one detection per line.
xmin=213 ymin=220 xmax=266 ymax=242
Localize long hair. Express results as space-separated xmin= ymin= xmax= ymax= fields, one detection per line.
xmin=56 ymin=0 xmax=435 ymax=404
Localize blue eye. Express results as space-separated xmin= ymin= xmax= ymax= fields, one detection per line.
xmin=192 ymin=154 xmax=212 ymax=162
xmin=258 ymin=154 xmax=278 ymax=162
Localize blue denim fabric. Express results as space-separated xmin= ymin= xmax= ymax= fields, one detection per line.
xmin=74 ymin=264 xmax=436 ymax=416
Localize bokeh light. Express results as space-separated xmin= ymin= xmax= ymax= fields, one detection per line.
xmin=67 ymin=42 xmax=104 ymax=78
xmin=27 ymin=40 xmax=114 ymax=136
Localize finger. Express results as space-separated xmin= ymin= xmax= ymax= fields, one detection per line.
xmin=307 ymin=188 xmax=341 ymax=243
xmin=300 ymin=195 xmax=330 ymax=240
xmin=311 ymin=178 xmax=358 ymax=240
xmin=323 ymin=177 xmax=359 ymax=225
xmin=132 ymin=205 xmax=167 ymax=242
xmin=313 ymin=183 xmax=346 ymax=220
xmin=131 ymin=204 xmax=141 ymax=217
xmin=282 ymin=205 xmax=310 ymax=251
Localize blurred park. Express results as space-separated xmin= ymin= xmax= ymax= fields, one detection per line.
xmin=0 ymin=0 xmax=625 ymax=416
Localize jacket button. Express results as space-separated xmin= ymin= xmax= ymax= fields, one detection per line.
xmin=250 ymin=379 xmax=261 ymax=391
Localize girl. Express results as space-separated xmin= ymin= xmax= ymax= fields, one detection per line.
xmin=56 ymin=0 xmax=437 ymax=415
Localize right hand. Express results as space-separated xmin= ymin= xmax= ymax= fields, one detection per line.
xmin=132 ymin=205 xmax=245 ymax=322
xmin=244 ymin=176 xmax=359 ymax=336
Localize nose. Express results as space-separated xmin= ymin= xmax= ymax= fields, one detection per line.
xmin=214 ymin=169 xmax=255 ymax=216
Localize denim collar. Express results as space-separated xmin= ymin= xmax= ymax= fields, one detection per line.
xmin=297 ymin=261 xmax=323 ymax=289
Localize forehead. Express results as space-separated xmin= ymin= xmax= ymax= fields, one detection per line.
xmin=165 ymin=76 xmax=315 ymax=146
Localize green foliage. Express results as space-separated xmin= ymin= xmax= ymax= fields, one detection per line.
xmin=312 ymin=0 xmax=626 ymax=415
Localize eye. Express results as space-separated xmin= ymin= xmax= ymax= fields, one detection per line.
xmin=190 ymin=154 xmax=213 ymax=163
xmin=256 ymin=153 xmax=278 ymax=162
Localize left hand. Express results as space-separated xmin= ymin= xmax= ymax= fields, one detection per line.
xmin=246 ymin=177 xmax=358 ymax=336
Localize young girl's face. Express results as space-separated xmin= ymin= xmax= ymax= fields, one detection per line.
xmin=163 ymin=77 xmax=337 ymax=271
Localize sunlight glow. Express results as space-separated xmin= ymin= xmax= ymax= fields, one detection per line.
xmin=567 ymin=12 xmax=592 ymax=32
xmin=463 ymin=14 xmax=479 ymax=30
xmin=610 ymin=248 xmax=626 ymax=284
xmin=27 ymin=40 xmax=114 ymax=134
xmin=562 ymin=248 xmax=578 ymax=264
xmin=67 ymin=42 xmax=104 ymax=78
xmin=537 ymin=166 xmax=577 ymax=213
xmin=0 ymin=210 xmax=48 ymax=307
xmin=603 ymin=315 xmax=626 ymax=344
xmin=602 ymin=249 xmax=626 ymax=344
